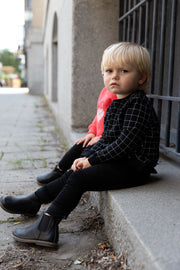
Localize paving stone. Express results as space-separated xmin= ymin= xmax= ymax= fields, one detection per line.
xmin=0 ymin=92 xmax=108 ymax=270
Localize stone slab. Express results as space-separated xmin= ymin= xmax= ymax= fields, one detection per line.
xmin=102 ymin=156 xmax=180 ymax=270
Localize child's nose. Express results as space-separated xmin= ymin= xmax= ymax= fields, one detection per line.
xmin=112 ymin=72 xmax=119 ymax=79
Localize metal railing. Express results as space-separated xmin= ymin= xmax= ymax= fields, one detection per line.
xmin=119 ymin=0 xmax=180 ymax=159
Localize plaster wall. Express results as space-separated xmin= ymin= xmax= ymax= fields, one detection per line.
xmin=72 ymin=0 xmax=119 ymax=131
xmin=43 ymin=0 xmax=119 ymax=144
xmin=43 ymin=0 xmax=73 ymax=140
xmin=32 ymin=0 xmax=45 ymax=28
xmin=25 ymin=0 xmax=46 ymax=94
xmin=26 ymin=28 xmax=44 ymax=95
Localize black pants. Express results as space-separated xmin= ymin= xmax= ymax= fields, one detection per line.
xmin=58 ymin=143 xmax=84 ymax=171
xmin=35 ymin=159 xmax=150 ymax=222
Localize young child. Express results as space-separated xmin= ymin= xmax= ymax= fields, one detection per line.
xmin=0 ymin=42 xmax=160 ymax=248
xmin=37 ymin=87 xmax=117 ymax=185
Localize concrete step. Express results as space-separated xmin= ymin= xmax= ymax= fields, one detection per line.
xmin=93 ymin=156 xmax=180 ymax=270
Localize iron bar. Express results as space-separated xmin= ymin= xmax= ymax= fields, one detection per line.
xmin=132 ymin=0 xmax=137 ymax=42
xmin=176 ymin=81 xmax=180 ymax=153
xmin=150 ymin=0 xmax=157 ymax=93
xmin=144 ymin=1 xmax=149 ymax=47
xmin=118 ymin=0 xmax=147 ymax=22
xmin=147 ymin=95 xmax=180 ymax=102
xmin=165 ymin=0 xmax=177 ymax=146
xmin=127 ymin=0 xmax=131 ymax=41
xmin=157 ymin=0 xmax=166 ymax=120
xmin=138 ymin=6 xmax=142 ymax=44
xmin=122 ymin=1 xmax=127 ymax=41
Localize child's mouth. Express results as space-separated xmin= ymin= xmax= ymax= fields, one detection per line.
xmin=111 ymin=83 xmax=119 ymax=86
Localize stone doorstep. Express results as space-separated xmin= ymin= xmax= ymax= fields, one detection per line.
xmin=90 ymin=156 xmax=180 ymax=270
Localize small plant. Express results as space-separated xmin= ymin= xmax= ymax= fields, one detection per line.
xmin=39 ymin=145 xmax=44 ymax=151
xmin=37 ymin=138 xmax=47 ymax=144
xmin=61 ymin=141 xmax=68 ymax=150
xmin=30 ymin=158 xmax=47 ymax=168
xmin=36 ymin=124 xmax=44 ymax=132
xmin=54 ymin=126 xmax=59 ymax=132
xmin=8 ymin=159 xmax=23 ymax=168
xmin=0 ymin=151 xmax=4 ymax=160
xmin=42 ymin=95 xmax=48 ymax=105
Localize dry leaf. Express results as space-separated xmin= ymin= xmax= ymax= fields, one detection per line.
xmin=13 ymin=221 xmax=21 ymax=225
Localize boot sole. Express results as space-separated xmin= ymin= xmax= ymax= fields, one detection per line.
xmin=13 ymin=234 xmax=58 ymax=248
xmin=0 ymin=201 xmax=37 ymax=217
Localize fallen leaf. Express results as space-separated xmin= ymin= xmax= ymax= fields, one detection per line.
xmin=7 ymin=261 xmax=23 ymax=269
xmin=74 ymin=260 xmax=82 ymax=265
xmin=110 ymin=253 xmax=117 ymax=261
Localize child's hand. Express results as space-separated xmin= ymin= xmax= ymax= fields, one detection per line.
xmin=76 ymin=133 xmax=95 ymax=147
xmin=71 ymin=157 xmax=86 ymax=171
xmin=87 ymin=136 xmax=100 ymax=146
xmin=71 ymin=157 xmax=91 ymax=171
xmin=79 ymin=158 xmax=91 ymax=169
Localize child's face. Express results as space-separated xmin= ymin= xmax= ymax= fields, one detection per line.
xmin=102 ymin=63 xmax=145 ymax=99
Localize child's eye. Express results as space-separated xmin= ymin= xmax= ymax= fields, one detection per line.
xmin=106 ymin=69 xmax=113 ymax=73
xmin=121 ymin=70 xmax=128 ymax=73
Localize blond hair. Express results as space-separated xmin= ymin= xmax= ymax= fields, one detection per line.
xmin=101 ymin=42 xmax=151 ymax=91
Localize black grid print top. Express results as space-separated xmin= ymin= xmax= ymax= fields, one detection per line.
xmin=86 ymin=90 xmax=160 ymax=171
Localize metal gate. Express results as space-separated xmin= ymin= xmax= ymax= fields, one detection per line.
xmin=119 ymin=0 xmax=180 ymax=159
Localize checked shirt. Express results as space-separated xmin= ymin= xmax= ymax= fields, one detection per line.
xmin=87 ymin=90 xmax=160 ymax=172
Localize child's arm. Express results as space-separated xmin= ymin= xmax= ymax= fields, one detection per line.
xmin=86 ymin=136 xmax=100 ymax=146
xmin=76 ymin=133 xmax=95 ymax=147
xmin=87 ymin=115 xmax=98 ymax=136
xmin=76 ymin=133 xmax=101 ymax=147
xmin=77 ymin=88 xmax=116 ymax=148
xmin=76 ymin=114 xmax=100 ymax=147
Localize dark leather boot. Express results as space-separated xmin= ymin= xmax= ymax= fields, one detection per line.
xmin=37 ymin=165 xmax=64 ymax=185
xmin=0 ymin=193 xmax=41 ymax=216
xmin=13 ymin=213 xmax=59 ymax=247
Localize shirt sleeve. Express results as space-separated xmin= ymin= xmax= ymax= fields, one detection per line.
xmin=87 ymin=115 xmax=97 ymax=135
xmin=88 ymin=99 xmax=150 ymax=165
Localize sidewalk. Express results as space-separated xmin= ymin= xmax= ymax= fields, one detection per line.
xmin=0 ymin=90 xmax=112 ymax=269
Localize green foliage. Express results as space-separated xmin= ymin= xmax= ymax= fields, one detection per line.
xmin=0 ymin=49 xmax=21 ymax=73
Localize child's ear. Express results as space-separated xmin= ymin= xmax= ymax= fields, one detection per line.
xmin=102 ymin=73 xmax=104 ymax=77
xmin=138 ymin=74 xmax=147 ymax=85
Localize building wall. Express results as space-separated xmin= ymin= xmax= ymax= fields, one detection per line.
xmin=32 ymin=0 xmax=45 ymax=28
xmin=25 ymin=0 xmax=119 ymax=142
xmin=43 ymin=0 xmax=73 ymax=141
xmin=72 ymin=0 xmax=119 ymax=130
xmin=25 ymin=0 xmax=46 ymax=94
xmin=43 ymin=0 xmax=119 ymax=144
xmin=26 ymin=28 xmax=44 ymax=94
